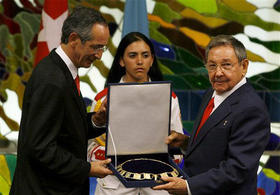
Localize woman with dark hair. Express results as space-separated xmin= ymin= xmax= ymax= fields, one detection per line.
xmin=105 ymin=32 xmax=163 ymax=85
xmin=88 ymin=32 xmax=183 ymax=194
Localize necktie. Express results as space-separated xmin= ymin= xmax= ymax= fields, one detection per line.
xmin=195 ymin=97 xmax=214 ymax=138
xmin=75 ymin=75 xmax=80 ymax=95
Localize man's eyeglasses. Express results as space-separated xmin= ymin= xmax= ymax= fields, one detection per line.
xmin=91 ymin=45 xmax=108 ymax=53
xmin=205 ymin=62 xmax=237 ymax=72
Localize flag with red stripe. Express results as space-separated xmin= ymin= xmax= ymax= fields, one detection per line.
xmin=34 ymin=0 xmax=68 ymax=66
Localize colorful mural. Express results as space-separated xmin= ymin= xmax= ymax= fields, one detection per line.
xmin=0 ymin=154 xmax=16 ymax=195
xmin=0 ymin=0 xmax=279 ymax=194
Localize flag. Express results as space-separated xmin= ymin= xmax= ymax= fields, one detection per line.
xmin=34 ymin=0 xmax=68 ymax=66
xmin=122 ymin=0 xmax=149 ymax=38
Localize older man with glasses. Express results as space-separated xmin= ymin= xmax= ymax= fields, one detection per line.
xmin=153 ymin=35 xmax=271 ymax=195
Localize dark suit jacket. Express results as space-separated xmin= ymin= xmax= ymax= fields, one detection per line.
xmin=10 ymin=50 xmax=105 ymax=195
xmin=183 ymin=81 xmax=270 ymax=195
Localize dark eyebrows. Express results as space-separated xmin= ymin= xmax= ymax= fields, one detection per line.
xmin=127 ymin=51 xmax=150 ymax=55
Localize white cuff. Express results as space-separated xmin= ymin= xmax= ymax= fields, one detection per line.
xmin=186 ymin=180 xmax=192 ymax=195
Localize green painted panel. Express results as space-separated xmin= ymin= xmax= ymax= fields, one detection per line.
xmin=153 ymin=2 xmax=181 ymax=23
xmin=0 ymin=3 xmax=3 ymax=13
xmin=249 ymin=37 xmax=280 ymax=54
xmin=14 ymin=34 xmax=24 ymax=58
xmin=182 ymin=120 xmax=194 ymax=134
xmin=163 ymin=74 xmax=192 ymax=89
xmin=250 ymin=68 xmax=280 ymax=90
xmin=216 ymin=1 xmax=280 ymax=31
xmin=159 ymin=58 xmax=196 ymax=74
xmin=0 ymin=25 xmax=10 ymax=54
xmin=158 ymin=60 xmax=174 ymax=75
xmin=5 ymin=154 xmax=17 ymax=181
xmin=177 ymin=0 xmax=217 ymax=14
xmin=193 ymin=67 xmax=208 ymax=75
xmin=173 ymin=46 xmax=205 ymax=68
xmin=14 ymin=12 xmax=40 ymax=58
xmin=181 ymin=74 xmax=211 ymax=89
xmin=149 ymin=22 xmax=171 ymax=44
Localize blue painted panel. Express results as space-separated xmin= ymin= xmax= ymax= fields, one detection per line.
xmin=263 ymin=91 xmax=280 ymax=122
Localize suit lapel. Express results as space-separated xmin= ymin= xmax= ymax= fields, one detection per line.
xmin=188 ymin=90 xmax=214 ymax=146
xmin=49 ymin=50 xmax=87 ymax=127
xmin=188 ymin=101 xmax=231 ymax=154
xmin=186 ymin=85 xmax=247 ymax=157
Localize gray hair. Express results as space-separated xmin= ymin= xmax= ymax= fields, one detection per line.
xmin=61 ymin=6 xmax=107 ymax=44
xmin=205 ymin=35 xmax=247 ymax=63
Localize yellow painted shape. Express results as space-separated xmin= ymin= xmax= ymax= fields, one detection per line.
xmin=247 ymin=50 xmax=265 ymax=62
xmin=15 ymin=82 xmax=25 ymax=109
xmin=95 ymin=134 xmax=106 ymax=146
xmin=222 ymin=0 xmax=256 ymax=12
xmin=94 ymin=99 xmax=102 ymax=112
xmin=92 ymin=100 xmax=106 ymax=146
xmin=0 ymin=175 xmax=10 ymax=195
xmin=21 ymin=72 xmax=32 ymax=83
xmin=180 ymin=8 xmax=228 ymax=28
xmin=0 ymin=106 xmax=19 ymax=131
xmin=1 ymin=73 xmax=21 ymax=91
xmin=0 ymin=155 xmax=11 ymax=186
xmin=148 ymin=14 xmax=176 ymax=29
xmin=179 ymin=27 xmax=211 ymax=48
xmin=262 ymin=168 xmax=280 ymax=182
xmin=177 ymin=0 xmax=217 ymax=14
xmin=149 ymin=13 xmax=211 ymax=48
xmin=1 ymin=73 xmax=25 ymax=109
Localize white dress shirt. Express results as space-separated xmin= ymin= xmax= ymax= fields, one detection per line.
xmin=212 ymin=77 xmax=247 ymax=113
xmin=55 ymin=46 xmax=104 ymax=128
xmin=55 ymin=45 xmax=78 ymax=79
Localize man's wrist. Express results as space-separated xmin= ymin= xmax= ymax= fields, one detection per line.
xmin=180 ymin=135 xmax=190 ymax=151
xmin=92 ymin=119 xmax=106 ymax=128
xmin=91 ymin=113 xmax=106 ymax=128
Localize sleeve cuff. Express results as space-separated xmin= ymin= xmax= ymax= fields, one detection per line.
xmin=186 ymin=180 xmax=192 ymax=195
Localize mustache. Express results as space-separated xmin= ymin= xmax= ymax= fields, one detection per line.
xmin=211 ymin=78 xmax=228 ymax=82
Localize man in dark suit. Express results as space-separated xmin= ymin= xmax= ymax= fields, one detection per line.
xmin=153 ymin=35 xmax=270 ymax=195
xmin=10 ymin=7 xmax=113 ymax=195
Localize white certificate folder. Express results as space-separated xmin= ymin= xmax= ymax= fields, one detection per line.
xmin=106 ymin=82 xmax=186 ymax=188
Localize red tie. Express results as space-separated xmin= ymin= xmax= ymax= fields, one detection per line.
xmin=75 ymin=75 xmax=80 ymax=95
xmin=195 ymin=97 xmax=214 ymax=138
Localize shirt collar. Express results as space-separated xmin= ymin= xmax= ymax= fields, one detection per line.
xmin=120 ymin=76 xmax=125 ymax=83
xmin=212 ymin=77 xmax=246 ymax=111
xmin=55 ymin=45 xmax=78 ymax=79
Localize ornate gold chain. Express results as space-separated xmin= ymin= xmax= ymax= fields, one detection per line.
xmin=116 ymin=158 xmax=179 ymax=181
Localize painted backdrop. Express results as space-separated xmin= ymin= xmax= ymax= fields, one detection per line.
xmin=0 ymin=0 xmax=279 ymax=194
